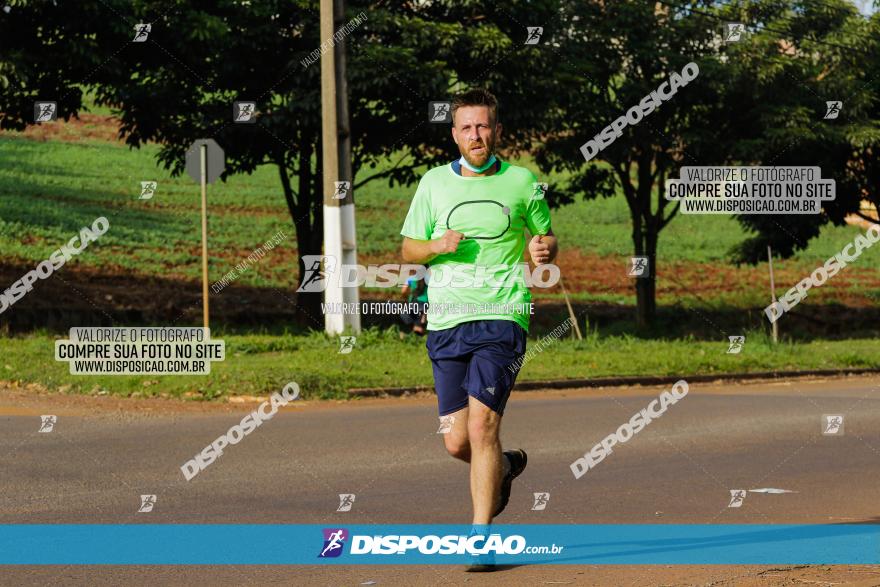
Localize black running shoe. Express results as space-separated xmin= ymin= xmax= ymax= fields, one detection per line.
xmin=494 ymin=448 xmax=528 ymax=518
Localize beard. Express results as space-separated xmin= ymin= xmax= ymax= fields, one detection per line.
xmin=459 ymin=138 xmax=495 ymax=168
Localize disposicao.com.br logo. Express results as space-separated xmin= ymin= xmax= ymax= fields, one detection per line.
xmin=317 ymin=528 xmax=563 ymax=558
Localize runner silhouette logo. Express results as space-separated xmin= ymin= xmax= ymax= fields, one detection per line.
xmin=319 ymin=528 xmax=348 ymax=558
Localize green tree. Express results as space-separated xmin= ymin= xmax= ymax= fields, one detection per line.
xmin=1 ymin=0 xmax=559 ymax=324
xmin=827 ymin=7 xmax=880 ymax=226
xmin=0 ymin=1 xmax=455 ymax=323
xmin=716 ymin=0 xmax=877 ymax=263
xmin=8 ymin=0 xmax=869 ymax=332
xmin=531 ymin=0 xmax=873 ymax=327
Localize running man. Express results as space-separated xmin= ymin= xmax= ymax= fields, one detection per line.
xmin=400 ymin=88 xmax=558 ymax=548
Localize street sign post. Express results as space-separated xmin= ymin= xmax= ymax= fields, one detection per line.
xmin=185 ymin=139 xmax=225 ymax=330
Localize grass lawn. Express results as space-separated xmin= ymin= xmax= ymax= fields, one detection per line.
xmin=2 ymin=328 xmax=878 ymax=400
xmin=1 ymin=126 xmax=878 ymax=307
xmin=1 ymin=116 xmax=879 ymax=401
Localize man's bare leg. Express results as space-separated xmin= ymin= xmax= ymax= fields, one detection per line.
xmin=466 ymin=395 xmax=502 ymax=525
xmin=442 ymin=405 xmax=470 ymax=463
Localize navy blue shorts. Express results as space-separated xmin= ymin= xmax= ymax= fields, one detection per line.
xmin=426 ymin=319 xmax=527 ymax=417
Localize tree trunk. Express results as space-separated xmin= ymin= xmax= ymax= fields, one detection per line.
xmin=635 ymin=228 xmax=657 ymax=329
xmin=628 ymin=156 xmax=658 ymax=330
xmin=277 ymin=144 xmax=325 ymax=331
xmin=295 ymin=227 xmax=324 ymax=330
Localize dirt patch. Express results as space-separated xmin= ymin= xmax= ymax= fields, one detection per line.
xmin=553 ymin=249 xmax=880 ymax=306
xmin=2 ymin=112 xmax=123 ymax=144
xmin=1 ymin=258 xmax=879 ymax=338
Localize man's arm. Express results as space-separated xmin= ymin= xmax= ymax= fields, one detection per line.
xmin=401 ymin=237 xmax=439 ymax=265
xmin=401 ymin=230 xmax=466 ymax=264
xmin=528 ymin=228 xmax=558 ymax=265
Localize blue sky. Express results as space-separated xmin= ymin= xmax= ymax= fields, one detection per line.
xmin=854 ymin=0 xmax=877 ymax=16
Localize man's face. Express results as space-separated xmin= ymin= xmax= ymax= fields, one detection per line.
xmin=451 ymin=105 xmax=500 ymax=168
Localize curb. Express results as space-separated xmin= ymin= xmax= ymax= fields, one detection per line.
xmin=347 ymin=367 xmax=880 ymax=397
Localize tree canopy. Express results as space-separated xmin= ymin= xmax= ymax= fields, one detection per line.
xmin=2 ymin=0 xmax=878 ymax=327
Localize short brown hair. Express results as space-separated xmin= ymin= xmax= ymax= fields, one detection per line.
xmin=451 ymin=88 xmax=499 ymax=124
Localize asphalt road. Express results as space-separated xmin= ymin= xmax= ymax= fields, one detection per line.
xmin=2 ymin=375 xmax=879 ymax=585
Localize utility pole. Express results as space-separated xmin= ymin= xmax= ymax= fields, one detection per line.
xmin=767 ymin=245 xmax=778 ymax=343
xmin=321 ymin=0 xmax=360 ymax=335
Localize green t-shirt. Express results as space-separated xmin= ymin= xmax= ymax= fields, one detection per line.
xmin=399 ymin=161 xmax=552 ymax=332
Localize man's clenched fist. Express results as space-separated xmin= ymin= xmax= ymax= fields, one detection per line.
xmin=529 ymin=234 xmax=551 ymax=264
xmin=430 ymin=230 xmax=466 ymax=255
